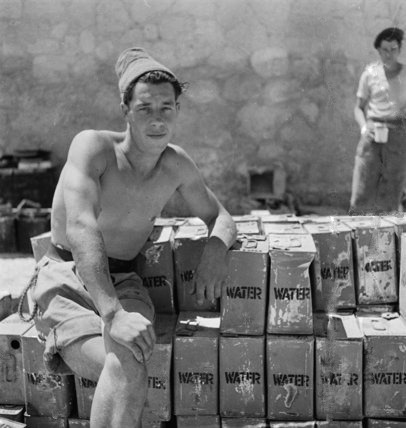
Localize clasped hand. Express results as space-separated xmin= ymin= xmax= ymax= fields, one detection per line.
xmin=107 ymin=309 xmax=156 ymax=364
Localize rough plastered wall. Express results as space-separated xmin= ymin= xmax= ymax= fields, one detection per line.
xmin=0 ymin=0 xmax=406 ymax=213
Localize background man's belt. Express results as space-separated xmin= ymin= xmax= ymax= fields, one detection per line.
xmin=369 ymin=117 xmax=405 ymax=127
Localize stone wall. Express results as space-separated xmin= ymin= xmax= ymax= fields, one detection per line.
xmin=1 ymin=0 xmax=405 ymax=213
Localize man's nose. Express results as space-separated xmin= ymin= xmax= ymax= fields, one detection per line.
xmin=150 ymin=118 xmax=165 ymax=130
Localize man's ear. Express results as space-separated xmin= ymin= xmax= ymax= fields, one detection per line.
xmin=120 ymin=102 xmax=129 ymax=117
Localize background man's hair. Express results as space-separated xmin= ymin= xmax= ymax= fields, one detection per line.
xmin=123 ymin=70 xmax=188 ymax=105
xmin=374 ymin=27 xmax=404 ymax=49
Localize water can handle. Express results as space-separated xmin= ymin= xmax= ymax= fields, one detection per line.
xmin=371 ymin=319 xmax=386 ymax=331
xmin=15 ymin=199 xmax=42 ymax=215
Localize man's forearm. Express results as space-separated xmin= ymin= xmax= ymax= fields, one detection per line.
xmin=354 ymin=105 xmax=367 ymax=130
xmin=67 ymin=226 xmax=122 ymax=322
xmin=207 ymin=209 xmax=237 ymax=250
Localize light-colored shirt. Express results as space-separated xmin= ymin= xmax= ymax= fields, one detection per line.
xmin=357 ymin=61 xmax=406 ymax=119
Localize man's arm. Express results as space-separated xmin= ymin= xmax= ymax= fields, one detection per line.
xmin=174 ymin=148 xmax=237 ymax=304
xmin=63 ymin=131 xmax=155 ymax=362
xmin=194 ymin=189 xmax=237 ymax=305
xmin=354 ymin=97 xmax=373 ymax=138
xmin=354 ymin=68 xmax=374 ymax=138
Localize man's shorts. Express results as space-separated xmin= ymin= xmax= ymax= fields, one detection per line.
xmin=31 ymin=253 xmax=155 ymax=375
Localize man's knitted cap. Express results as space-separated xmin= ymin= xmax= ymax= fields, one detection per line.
xmin=115 ymin=47 xmax=177 ymax=99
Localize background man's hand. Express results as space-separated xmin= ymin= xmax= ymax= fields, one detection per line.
xmin=106 ymin=309 xmax=156 ymax=363
xmin=190 ymin=237 xmax=229 ymax=305
xmin=361 ymin=122 xmax=375 ymax=139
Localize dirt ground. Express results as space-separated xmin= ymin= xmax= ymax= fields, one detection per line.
xmin=0 ymin=253 xmax=36 ymax=304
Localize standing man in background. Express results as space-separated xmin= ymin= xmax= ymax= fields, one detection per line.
xmin=29 ymin=47 xmax=236 ymax=427
xmin=350 ymin=27 xmax=406 ymax=215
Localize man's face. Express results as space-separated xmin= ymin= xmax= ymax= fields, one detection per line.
xmin=123 ymin=81 xmax=179 ymax=153
xmin=378 ymin=40 xmax=401 ymax=68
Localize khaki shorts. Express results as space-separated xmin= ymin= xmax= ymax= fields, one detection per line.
xmin=31 ymin=256 xmax=155 ymax=374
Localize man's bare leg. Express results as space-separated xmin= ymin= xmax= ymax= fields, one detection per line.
xmin=91 ymin=327 xmax=147 ymax=428
xmin=60 ymin=331 xmax=148 ymax=428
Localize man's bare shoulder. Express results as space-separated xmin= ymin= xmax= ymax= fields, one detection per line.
xmin=67 ymin=129 xmax=125 ymax=168
xmin=63 ymin=130 xmax=125 ymax=180
xmin=70 ymin=129 xmax=123 ymax=154
xmin=164 ymin=143 xmax=195 ymax=164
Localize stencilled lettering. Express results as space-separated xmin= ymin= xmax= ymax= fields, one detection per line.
xmin=320 ymin=265 xmax=350 ymax=280
xmin=273 ymin=288 xmax=311 ymax=300
xmin=180 ymin=270 xmax=194 ymax=282
xmin=272 ymin=373 xmax=309 ymax=387
xmin=224 ymin=371 xmax=261 ymax=384
xmin=178 ymin=372 xmax=213 ymax=385
xmin=321 ymin=372 xmax=358 ymax=386
xmin=364 ymin=260 xmax=392 ymax=273
xmin=142 ymin=275 xmax=168 ymax=288
xmin=27 ymin=372 xmax=62 ymax=389
xmin=79 ymin=377 xmax=98 ymax=388
xmin=368 ymin=372 xmax=406 ymax=385
xmin=225 ymin=286 xmax=262 ymax=300
xmin=148 ymin=376 xmax=166 ymax=390
xmin=0 ymin=352 xmax=17 ymax=383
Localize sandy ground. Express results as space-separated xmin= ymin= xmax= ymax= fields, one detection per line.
xmin=0 ymin=253 xmax=36 ymax=300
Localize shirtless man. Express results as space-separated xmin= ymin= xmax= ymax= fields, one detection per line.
xmin=30 ymin=47 xmax=236 ymax=427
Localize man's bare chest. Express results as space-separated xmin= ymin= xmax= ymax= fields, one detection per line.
xmin=99 ymin=167 xmax=178 ymax=224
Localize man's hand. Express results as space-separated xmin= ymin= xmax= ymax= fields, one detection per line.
xmin=106 ymin=309 xmax=156 ymax=363
xmin=361 ymin=122 xmax=374 ymax=139
xmin=190 ymin=237 xmax=229 ymax=305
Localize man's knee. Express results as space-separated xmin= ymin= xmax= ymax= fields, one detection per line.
xmin=104 ymin=344 xmax=148 ymax=387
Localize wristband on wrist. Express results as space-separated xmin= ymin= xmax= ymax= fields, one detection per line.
xmin=361 ymin=125 xmax=367 ymax=135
